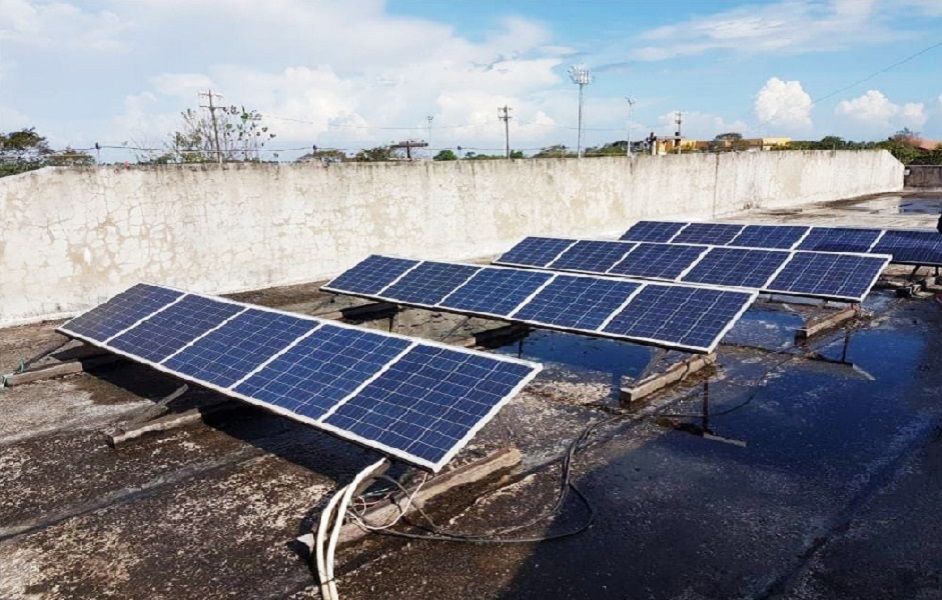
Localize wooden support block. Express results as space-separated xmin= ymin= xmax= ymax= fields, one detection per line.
xmin=3 ymin=355 xmax=121 ymax=387
xmin=318 ymin=302 xmax=398 ymax=322
xmin=336 ymin=446 xmax=521 ymax=546
xmin=452 ymin=324 xmax=528 ymax=348
xmin=106 ymin=399 xmax=240 ymax=447
xmin=620 ymin=353 xmax=716 ymax=405
xmin=795 ymin=306 xmax=858 ymax=340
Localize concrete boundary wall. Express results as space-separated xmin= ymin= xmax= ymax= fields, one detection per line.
xmin=0 ymin=150 xmax=902 ymax=327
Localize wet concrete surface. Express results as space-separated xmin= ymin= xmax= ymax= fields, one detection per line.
xmin=3 ymin=192 xmax=942 ymax=599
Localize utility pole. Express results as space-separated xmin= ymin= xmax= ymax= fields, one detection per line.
xmin=568 ymin=65 xmax=591 ymax=158
xmin=199 ymin=89 xmax=224 ymax=164
xmin=427 ymin=115 xmax=434 ymax=159
xmin=625 ymin=97 xmax=636 ymax=158
xmin=674 ymin=111 xmax=683 ymax=155
xmin=498 ymin=105 xmax=513 ymax=158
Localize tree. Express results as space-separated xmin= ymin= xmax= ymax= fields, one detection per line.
xmin=509 ymin=150 xmax=525 ymax=159
xmin=0 ymin=128 xmax=53 ymax=176
xmin=354 ymin=145 xmax=392 ymax=162
xmin=818 ymin=136 xmax=846 ymax=150
xmin=168 ymin=105 xmax=276 ymax=163
xmin=297 ymin=148 xmax=346 ymax=163
xmin=433 ymin=149 xmax=458 ymax=161
xmin=532 ymin=144 xmax=572 ymax=159
xmin=47 ymin=147 xmax=95 ymax=167
xmin=715 ymin=132 xmax=743 ymax=141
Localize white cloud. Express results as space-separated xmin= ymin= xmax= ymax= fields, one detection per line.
xmin=835 ymin=90 xmax=927 ymax=130
xmin=754 ymin=78 xmax=813 ymax=130
xmin=0 ymin=0 xmax=131 ymax=51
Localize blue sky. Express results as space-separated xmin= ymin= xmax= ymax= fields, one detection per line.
xmin=1 ymin=0 xmax=940 ymax=161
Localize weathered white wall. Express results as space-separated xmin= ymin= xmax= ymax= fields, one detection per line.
xmin=0 ymin=150 xmax=902 ymax=326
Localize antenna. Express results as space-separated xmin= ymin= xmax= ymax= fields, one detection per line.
xmin=625 ymin=97 xmax=636 ymax=158
xmin=498 ymin=106 xmax=513 ymax=158
xmin=568 ymin=65 xmax=591 ymax=158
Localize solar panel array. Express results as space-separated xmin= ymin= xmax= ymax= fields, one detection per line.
xmin=494 ymin=237 xmax=888 ymax=303
xmin=621 ymin=220 xmax=942 ymax=266
xmin=322 ymin=256 xmax=758 ymax=353
xmin=58 ymin=283 xmax=541 ymax=472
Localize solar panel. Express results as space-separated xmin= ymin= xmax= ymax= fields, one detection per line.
xmin=767 ymin=252 xmax=891 ymax=301
xmin=510 ymin=275 xmax=642 ymax=331
xmin=380 ymin=261 xmax=481 ymax=306
xmin=681 ymin=247 xmax=790 ymax=289
xmin=495 ymin=237 xmax=576 ymax=268
xmin=672 ymin=223 xmax=744 ymax=245
xmin=620 ymin=221 xmax=686 ymax=243
xmin=60 ymin=284 xmax=183 ymax=342
xmin=728 ymin=225 xmax=809 ymax=249
xmin=608 ymin=243 xmax=708 ymax=280
xmin=548 ymin=240 xmax=635 ymax=272
xmin=870 ymin=230 xmax=942 ymax=265
xmin=796 ymin=227 xmax=882 ymax=253
xmin=601 ymin=285 xmax=754 ymax=353
xmin=438 ymin=268 xmax=553 ymax=318
xmin=322 ymin=255 xmax=420 ymax=295
xmin=59 ymin=287 xmax=541 ymax=472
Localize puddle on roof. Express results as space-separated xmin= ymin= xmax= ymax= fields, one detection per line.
xmin=841 ymin=195 xmax=942 ymax=215
xmin=722 ymin=305 xmax=801 ymax=351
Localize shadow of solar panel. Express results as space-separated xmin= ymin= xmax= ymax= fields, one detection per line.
xmin=234 ymin=323 xmax=411 ymax=420
xmin=322 ymin=255 xmax=419 ymax=295
xmin=439 ymin=268 xmax=553 ymax=317
xmin=162 ymin=308 xmax=318 ymax=388
xmin=601 ymin=285 xmax=752 ymax=352
xmin=511 ymin=275 xmax=641 ymax=330
xmin=323 ymin=345 xmax=535 ymax=467
xmin=672 ymin=223 xmax=744 ymax=245
xmin=548 ymin=240 xmax=635 ymax=272
xmin=797 ymin=228 xmax=881 ymax=253
xmin=767 ymin=253 xmax=888 ymax=301
xmin=496 ymin=237 xmax=575 ymax=267
xmin=620 ymin=221 xmax=686 ymax=243
xmin=60 ymin=284 xmax=183 ymax=342
xmin=729 ymin=225 xmax=809 ymax=249
xmin=608 ymin=243 xmax=706 ymax=279
xmin=871 ymin=230 xmax=942 ymax=265
xmin=682 ymin=247 xmax=790 ymax=288
xmin=110 ymin=295 xmax=245 ymax=363
xmin=381 ymin=261 xmax=481 ymax=306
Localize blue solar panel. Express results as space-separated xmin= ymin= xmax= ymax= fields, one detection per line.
xmin=728 ymin=225 xmax=809 ymax=249
xmin=870 ymin=230 xmax=942 ymax=265
xmin=496 ymin=237 xmax=576 ymax=268
xmin=323 ymin=255 xmax=420 ymax=295
xmin=162 ymin=309 xmax=317 ymax=388
xmin=601 ymin=285 xmax=753 ymax=352
xmin=110 ymin=295 xmax=245 ymax=363
xmin=548 ymin=240 xmax=635 ymax=272
xmin=234 ymin=323 xmax=412 ymax=420
xmin=60 ymin=284 xmax=183 ymax=342
xmin=381 ymin=261 xmax=481 ymax=306
xmin=608 ymin=243 xmax=706 ymax=279
xmin=672 ymin=223 xmax=744 ymax=245
xmin=511 ymin=275 xmax=641 ymax=330
xmin=324 ymin=345 xmax=534 ymax=465
xmin=620 ymin=221 xmax=686 ymax=243
xmin=439 ymin=268 xmax=553 ymax=317
xmin=767 ymin=253 xmax=889 ymax=301
xmin=797 ymin=228 xmax=882 ymax=253
xmin=682 ymin=247 xmax=790 ymax=289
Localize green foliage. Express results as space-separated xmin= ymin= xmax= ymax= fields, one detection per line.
xmin=433 ymin=149 xmax=458 ymax=161
xmin=354 ymin=145 xmax=393 ymax=162
xmin=166 ymin=105 xmax=276 ymax=163
xmin=0 ymin=128 xmax=94 ymax=177
xmin=532 ymin=145 xmax=573 ymax=159
xmin=47 ymin=147 xmax=95 ymax=167
xmin=298 ymin=149 xmax=346 ymax=162
xmin=715 ymin=132 xmax=743 ymax=141
xmin=876 ymin=139 xmax=922 ymax=164
xmin=509 ymin=150 xmax=525 ymax=159
xmin=585 ymin=142 xmax=628 ymax=157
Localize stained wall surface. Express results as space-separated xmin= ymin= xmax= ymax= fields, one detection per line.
xmin=0 ymin=150 xmax=902 ymax=326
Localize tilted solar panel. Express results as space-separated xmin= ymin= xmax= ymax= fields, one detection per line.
xmin=58 ymin=285 xmax=541 ymax=472
xmin=381 ymin=261 xmax=481 ymax=307
xmin=438 ymin=268 xmax=554 ymax=318
xmin=767 ymin=252 xmax=892 ymax=301
xmin=608 ymin=243 xmax=708 ymax=280
xmin=870 ymin=230 xmax=942 ymax=265
xmin=672 ymin=223 xmax=745 ymax=245
xmin=728 ymin=225 xmax=810 ymax=249
xmin=548 ymin=240 xmax=636 ymax=273
xmin=510 ymin=275 xmax=642 ymax=331
xmin=795 ymin=227 xmax=883 ymax=254
xmin=494 ymin=236 xmax=576 ymax=268
xmin=620 ymin=221 xmax=686 ymax=243
xmin=324 ymin=255 xmax=420 ymax=295
xmin=681 ymin=247 xmax=790 ymax=289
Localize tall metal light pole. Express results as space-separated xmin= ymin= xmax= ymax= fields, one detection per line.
xmin=625 ymin=97 xmax=636 ymax=158
xmin=568 ymin=65 xmax=591 ymax=158
xmin=427 ymin=115 xmax=434 ymax=159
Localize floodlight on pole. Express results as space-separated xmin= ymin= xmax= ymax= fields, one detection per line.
xmin=568 ymin=65 xmax=591 ymax=158
xmin=625 ymin=97 xmax=636 ymax=158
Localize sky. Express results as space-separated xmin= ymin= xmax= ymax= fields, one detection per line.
xmin=1 ymin=0 xmax=940 ymax=161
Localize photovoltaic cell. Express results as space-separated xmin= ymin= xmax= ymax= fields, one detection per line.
xmin=511 ymin=275 xmax=641 ymax=330
xmin=870 ymin=230 xmax=942 ymax=265
xmin=672 ymin=223 xmax=745 ymax=245
xmin=60 ymin=284 xmax=183 ymax=342
xmin=439 ymin=268 xmax=552 ymax=317
xmin=682 ymin=247 xmax=790 ymax=288
xmin=380 ymin=261 xmax=481 ymax=306
xmin=608 ymin=243 xmax=706 ymax=279
xmin=548 ymin=240 xmax=635 ymax=272
xmin=620 ymin=221 xmax=686 ymax=243
xmin=496 ymin=237 xmax=575 ymax=268
xmin=602 ymin=285 xmax=753 ymax=351
xmin=324 ymin=345 xmax=535 ymax=465
xmin=728 ymin=225 xmax=809 ymax=249
xmin=162 ymin=308 xmax=317 ymax=388
xmin=234 ymin=323 xmax=412 ymax=420
xmin=322 ymin=255 xmax=419 ymax=295
xmin=796 ymin=228 xmax=882 ymax=253
xmin=767 ymin=253 xmax=890 ymax=301
xmin=110 ymin=295 xmax=245 ymax=363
